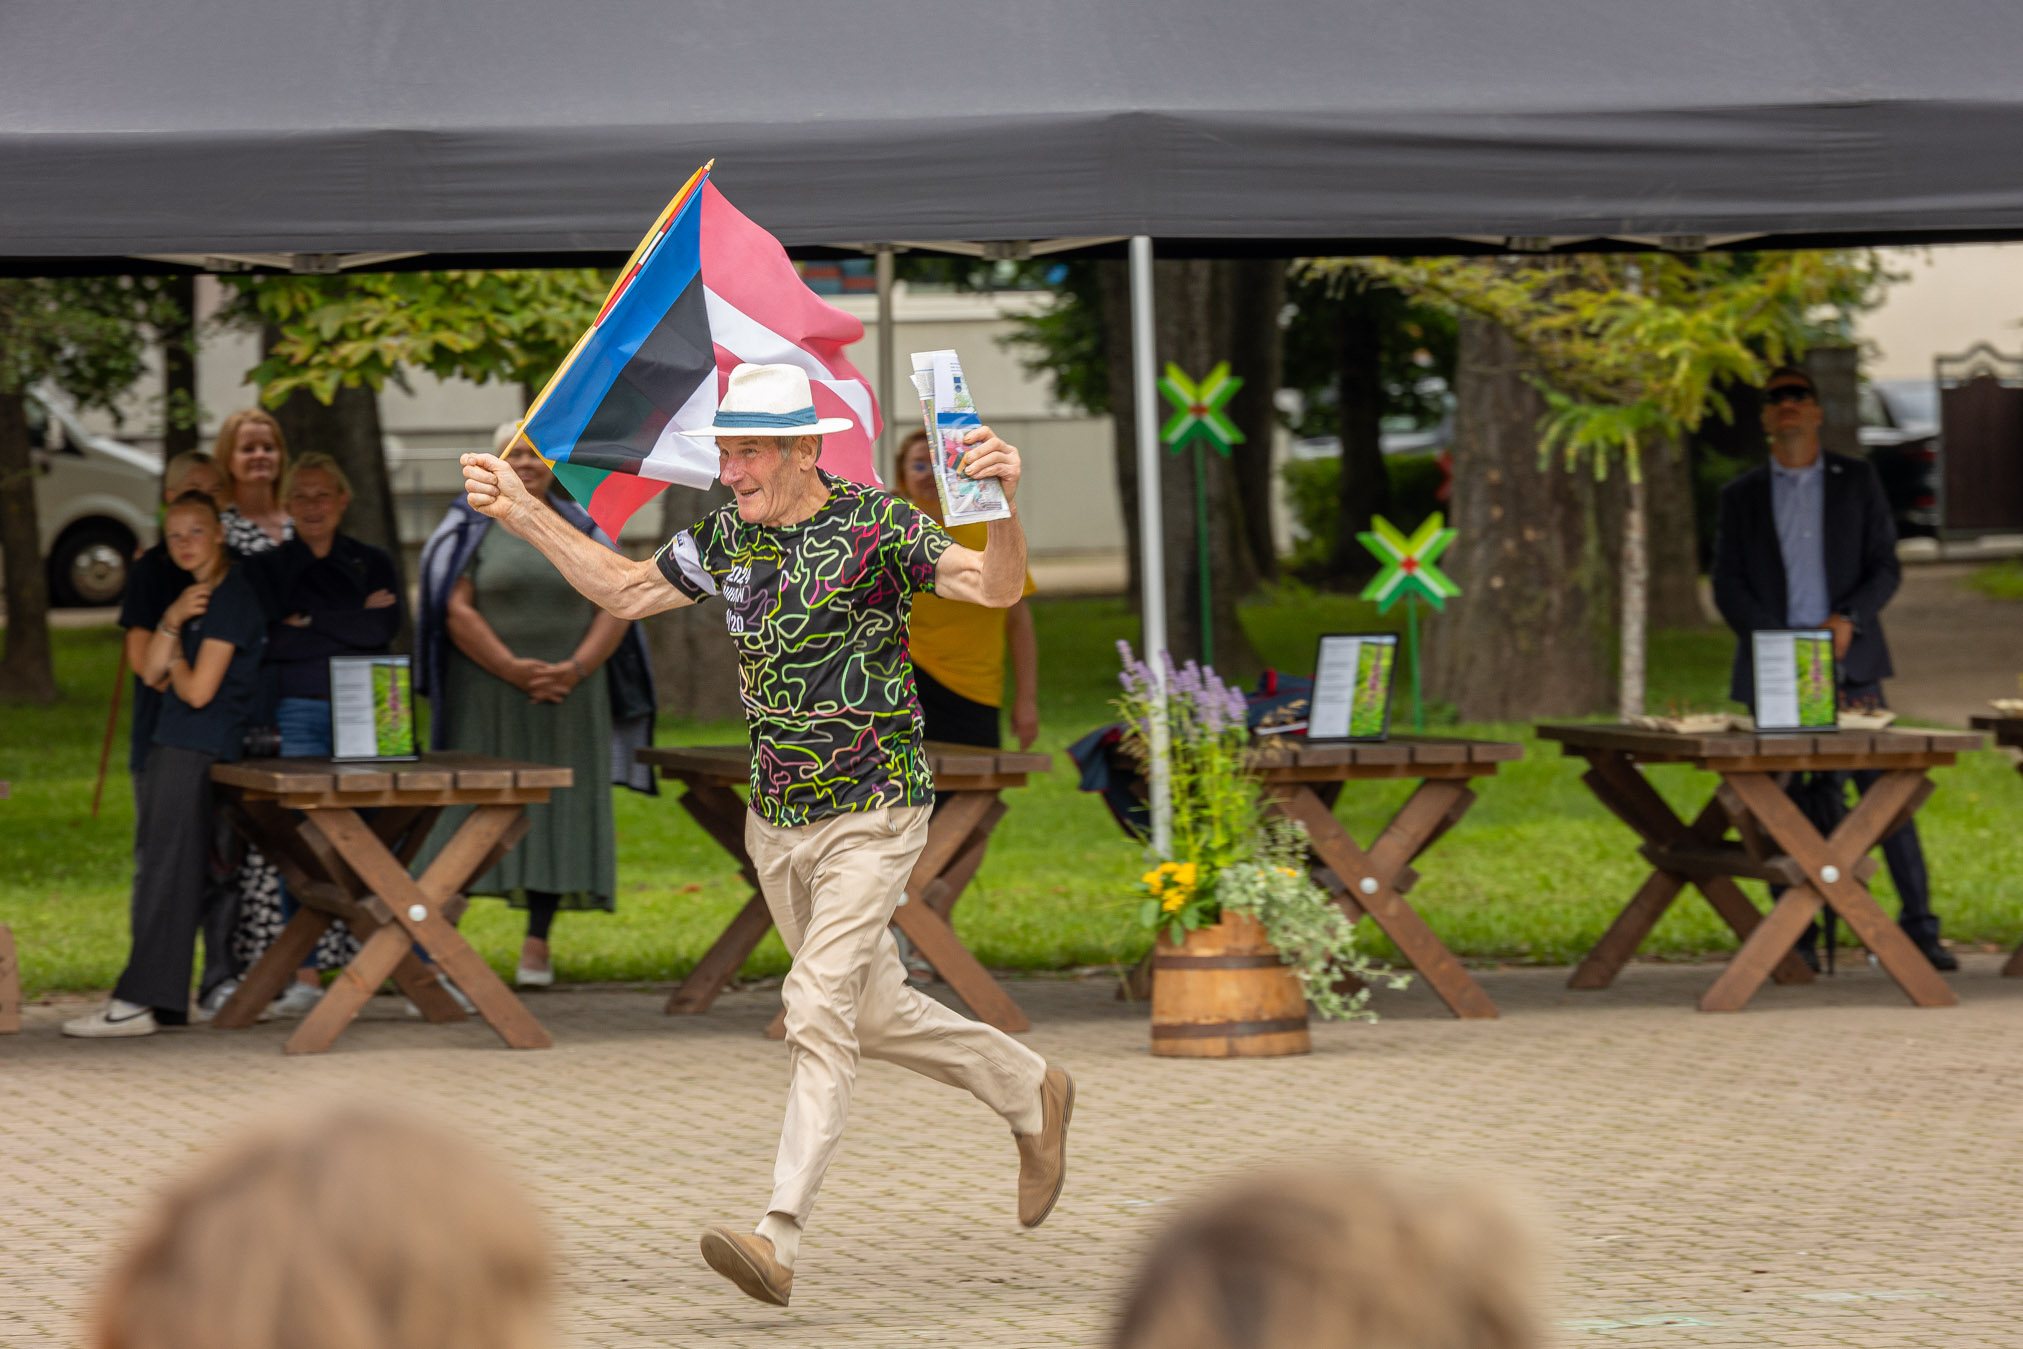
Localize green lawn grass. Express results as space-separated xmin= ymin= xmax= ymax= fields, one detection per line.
xmin=1968 ymin=559 xmax=2023 ymax=603
xmin=5 ymin=598 xmax=2022 ymax=998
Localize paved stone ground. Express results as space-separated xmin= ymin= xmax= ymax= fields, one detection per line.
xmin=6 ymin=957 xmax=2023 ymax=1349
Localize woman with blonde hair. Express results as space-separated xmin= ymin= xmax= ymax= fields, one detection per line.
xmin=209 ymin=410 xmax=295 ymax=1004
xmin=212 ymin=408 xmax=293 ymax=555
xmin=91 ymin=1107 xmax=554 ymax=1349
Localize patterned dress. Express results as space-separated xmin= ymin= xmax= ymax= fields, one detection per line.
xmin=654 ymin=471 xmax=952 ymax=826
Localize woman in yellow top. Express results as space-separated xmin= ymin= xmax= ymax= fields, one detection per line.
xmin=896 ymin=430 xmax=1039 ymax=749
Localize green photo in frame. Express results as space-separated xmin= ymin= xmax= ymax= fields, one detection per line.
xmin=1308 ymin=632 xmax=1400 ymax=742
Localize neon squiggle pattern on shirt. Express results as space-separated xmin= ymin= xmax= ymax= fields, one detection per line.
xmin=656 ymin=472 xmax=952 ymax=825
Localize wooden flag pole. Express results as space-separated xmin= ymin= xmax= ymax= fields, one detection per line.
xmin=91 ymin=644 xmax=127 ymax=819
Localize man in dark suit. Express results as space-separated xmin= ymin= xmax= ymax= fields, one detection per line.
xmin=1710 ymin=364 xmax=1954 ymax=972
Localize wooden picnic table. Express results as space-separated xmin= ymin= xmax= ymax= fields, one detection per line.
xmin=207 ymin=753 xmax=570 ymax=1054
xmin=1538 ymin=723 xmax=1982 ymax=1012
xmin=640 ymin=743 xmax=1051 ymax=1036
xmin=1969 ymin=715 xmax=2023 ymax=976
xmin=1248 ymin=734 xmax=1525 ymax=1020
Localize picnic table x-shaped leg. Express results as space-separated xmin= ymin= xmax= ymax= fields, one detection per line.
xmin=212 ymin=801 xmax=552 ymax=1052
xmin=1569 ymin=751 xmax=1815 ymax=992
xmin=662 ymin=779 xmax=1030 ymax=1035
xmin=1266 ymin=778 xmax=1498 ymax=1020
xmin=1698 ymin=770 xmax=1954 ymax=1011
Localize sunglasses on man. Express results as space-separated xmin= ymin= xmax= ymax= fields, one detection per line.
xmin=1764 ymin=385 xmax=1816 ymax=406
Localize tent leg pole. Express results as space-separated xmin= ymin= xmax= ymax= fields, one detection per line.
xmin=1130 ymin=235 xmax=1172 ymax=859
xmin=875 ymin=245 xmax=896 ymax=480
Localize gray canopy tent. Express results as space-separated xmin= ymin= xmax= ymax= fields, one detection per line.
xmin=10 ymin=0 xmax=2023 ymax=844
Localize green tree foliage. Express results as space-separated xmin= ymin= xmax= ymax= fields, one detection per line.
xmin=0 ymin=278 xmax=172 ymax=701
xmin=1311 ymin=251 xmax=1892 ymax=713
xmin=230 ymin=269 xmax=615 ymax=405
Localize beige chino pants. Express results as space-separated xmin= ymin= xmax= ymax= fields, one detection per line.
xmin=747 ymin=803 xmax=1048 ymax=1226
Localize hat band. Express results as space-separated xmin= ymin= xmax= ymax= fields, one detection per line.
xmin=715 ymin=406 xmax=818 ymax=429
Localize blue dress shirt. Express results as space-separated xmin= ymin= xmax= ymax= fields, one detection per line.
xmin=1770 ymin=456 xmax=1829 ymax=628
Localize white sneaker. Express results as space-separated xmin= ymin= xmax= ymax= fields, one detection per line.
xmin=405 ymin=979 xmax=476 ymax=1017
xmin=192 ymin=980 xmax=239 ymax=1024
xmin=63 ymin=999 xmax=158 ymax=1039
xmin=268 ymin=981 xmax=324 ymax=1020
xmin=515 ymin=962 xmax=555 ymax=989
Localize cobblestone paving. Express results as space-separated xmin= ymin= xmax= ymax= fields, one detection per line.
xmin=5 ymin=956 xmax=2022 ymax=1348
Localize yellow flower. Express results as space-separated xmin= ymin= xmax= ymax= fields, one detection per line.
xmin=1162 ymin=892 xmax=1185 ymax=912
xmin=1174 ymin=862 xmax=1198 ymax=886
xmin=1278 ymin=867 xmax=1301 ymax=879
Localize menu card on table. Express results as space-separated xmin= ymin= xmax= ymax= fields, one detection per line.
xmin=1307 ymin=633 xmax=1399 ymax=741
xmin=1752 ymin=629 xmax=1837 ymax=732
xmin=329 ymin=655 xmax=419 ymax=761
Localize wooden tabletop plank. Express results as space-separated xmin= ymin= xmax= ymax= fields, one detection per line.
xmin=991 ymin=750 xmax=1055 ymax=775
xmin=924 ymin=744 xmax=997 ymax=776
xmin=212 ymin=761 xmax=338 ymax=794
xmin=512 ymin=765 xmax=575 ymax=789
xmin=1396 ymin=737 xmax=1468 ymax=765
xmin=393 ymin=766 xmax=456 ymax=791
xmin=1465 ymin=739 xmax=1526 ymax=763
xmin=1971 ymin=715 xmax=2023 ymax=746
xmin=327 ymin=763 xmax=396 ymax=792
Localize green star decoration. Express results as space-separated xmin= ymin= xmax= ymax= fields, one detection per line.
xmin=1357 ymin=513 xmax=1461 ymax=613
xmin=1158 ymin=362 xmax=1245 ymax=454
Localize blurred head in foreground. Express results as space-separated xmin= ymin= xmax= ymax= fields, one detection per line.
xmin=1112 ymin=1166 xmax=1539 ymax=1349
xmin=92 ymin=1107 xmax=553 ymax=1349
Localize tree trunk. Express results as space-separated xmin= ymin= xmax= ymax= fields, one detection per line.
xmin=644 ymin=480 xmax=744 ymax=721
xmin=1329 ymin=281 xmax=1392 ymax=583
xmin=1155 ymin=259 xmax=1261 ymax=676
xmin=160 ymin=274 xmax=199 ymax=467
xmin=0 ymin=391 xmax=57 ymax=702
xmin=1645 ymin=432 xmax=1703 ymax=628
xmin=1426 ymin=317 xmax=1611 ymax=719
xmin=1223 ymin=258 xmax=1284 ymax=583
xmin=1098 ymin=260 xmax=1142 ymax=609
xmin=1619 ymin=457 xmax=1648 ymax=717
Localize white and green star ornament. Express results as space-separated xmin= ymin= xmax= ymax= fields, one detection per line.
xmin=1357 ymin=513 xmax=1461 ymax=613
xmin=1158 ymin=362 xmax=1245 ymax=454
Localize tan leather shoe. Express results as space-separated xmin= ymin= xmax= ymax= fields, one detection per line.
xmin=1016 ymin=1066 xmax=1074 ymax=1227
xmin=700 ymin=1226 xmax=793 ymax=1306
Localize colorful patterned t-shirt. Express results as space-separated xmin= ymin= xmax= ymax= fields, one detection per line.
xmin=655 ymin=472 xmax=954 ymax=826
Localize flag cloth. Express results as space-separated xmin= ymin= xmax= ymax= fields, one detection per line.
xmin=522 ymin=162 xmax=884 ymax=538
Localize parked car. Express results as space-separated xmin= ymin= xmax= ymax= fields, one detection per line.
xmin=1859 ymin=379 xmax=1940 ymax=539
xmin=28 ymin=389 xmax=160 ymax=606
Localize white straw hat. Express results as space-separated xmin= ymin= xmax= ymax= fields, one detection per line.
xmin=686 ymin=362 xmax=854 ymax=437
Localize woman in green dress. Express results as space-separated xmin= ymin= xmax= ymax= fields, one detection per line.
xmin=415 ymin=424 xmax=659 ymax=988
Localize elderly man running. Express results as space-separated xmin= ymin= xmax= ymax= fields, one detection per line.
xmin=460 ymin=363 xmax=1071 ymax=1306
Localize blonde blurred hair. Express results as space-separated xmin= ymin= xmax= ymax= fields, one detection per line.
xmin=1112 ymin=1165 xmax=1540 ymax=1349
xmin=162 ymin=451 xmax=219 ymax=500
xmin=211 ymin=409 xmax=289 ymax=494
xmin=284 ymin=451 xmax=353 ymax=499
xmin=92 ymin=1107 xmax=553 ymax=1349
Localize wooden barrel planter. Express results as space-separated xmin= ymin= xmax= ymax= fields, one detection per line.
xmin=1150 ymin=912 xmax=1310 ymax=1058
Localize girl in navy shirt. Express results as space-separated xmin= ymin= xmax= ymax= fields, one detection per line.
xmin=66 ymin=493 xmax=266 ymax=1038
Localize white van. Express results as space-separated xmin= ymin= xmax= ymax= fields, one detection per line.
xmin=28 ymin=389 xmax=161 ymax=607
